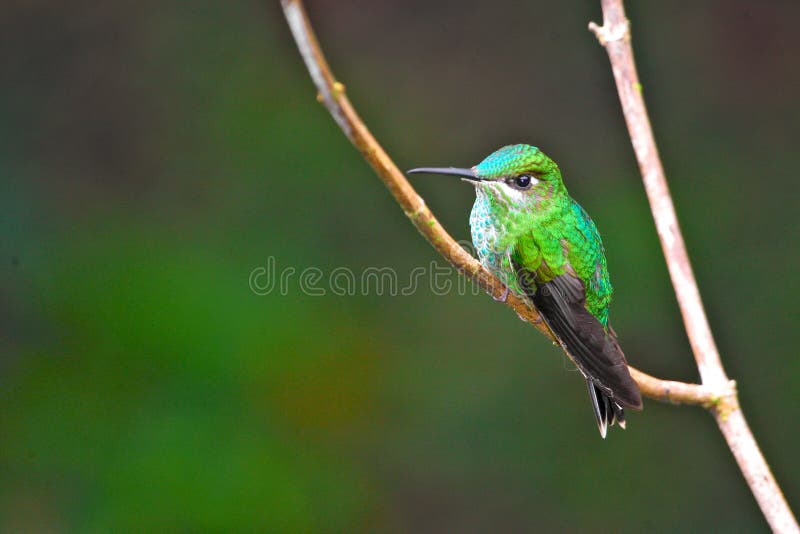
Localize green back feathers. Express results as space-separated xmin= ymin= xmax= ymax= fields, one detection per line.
xmin=509 ymin=199 xmax=612 ymax=326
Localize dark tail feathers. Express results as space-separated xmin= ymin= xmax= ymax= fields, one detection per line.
xmin=586 ymin=379 xmax=626 ymax=439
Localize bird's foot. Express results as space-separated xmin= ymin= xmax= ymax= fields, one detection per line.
xmin=493 ymin=287 xmax=510 ymax=303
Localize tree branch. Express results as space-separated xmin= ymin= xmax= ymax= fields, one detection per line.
xmin=280 ymin=0 xmax=796 ymax=530
xmin=279 ymin=0 xmax=717 ymax=407
xmin=589 ymin=1 xmax=798 ymax=531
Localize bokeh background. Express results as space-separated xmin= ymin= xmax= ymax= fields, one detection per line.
xmin=2 ymin=1 xmax=799 ymax=531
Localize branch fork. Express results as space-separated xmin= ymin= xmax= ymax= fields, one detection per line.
xmin=704 ymin=379 xmax=738 ymax=413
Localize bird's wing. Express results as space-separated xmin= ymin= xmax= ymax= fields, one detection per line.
xmin=514 ymin=262 xmax=642 ymax=410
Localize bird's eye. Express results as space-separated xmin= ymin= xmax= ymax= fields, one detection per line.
xmin=514 ymin=174 xmax=533 ymax=189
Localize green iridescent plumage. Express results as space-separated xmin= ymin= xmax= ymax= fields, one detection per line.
xmin=409 ymin=144 xmax=642 ymax=437
xmin=468 ymin=145 xmax=612 ymax=323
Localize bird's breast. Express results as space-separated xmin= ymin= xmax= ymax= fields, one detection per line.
xmin=469 ymin=194 xmax=509 ymax=277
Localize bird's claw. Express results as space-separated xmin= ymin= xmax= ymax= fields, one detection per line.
xmin=493 ymin=287 xmax=510 ymax=303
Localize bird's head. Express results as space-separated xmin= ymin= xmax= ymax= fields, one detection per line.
xmin=408 ymin=144 xmax=564 ymax=209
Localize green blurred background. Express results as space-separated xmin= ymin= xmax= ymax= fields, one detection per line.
xmin=2 ymin=1 xmax=798 ymax=531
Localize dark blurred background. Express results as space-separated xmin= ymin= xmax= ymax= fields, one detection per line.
xmin=2 ymin=1 xmax=799 ymax=531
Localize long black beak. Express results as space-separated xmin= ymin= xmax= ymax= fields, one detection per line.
xmin=407 ymin=167 xmax=480 ymax=181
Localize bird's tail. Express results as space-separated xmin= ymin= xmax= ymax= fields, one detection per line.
xmin=586 ymin=379 xmax=626 ymax=439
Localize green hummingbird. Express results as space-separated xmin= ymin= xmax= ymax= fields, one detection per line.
xmin=409 ymin=144 xmax=642 ymax=437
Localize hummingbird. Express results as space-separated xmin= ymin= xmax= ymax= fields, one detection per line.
xmin=408 ymin=144 xmax=642 ymax=437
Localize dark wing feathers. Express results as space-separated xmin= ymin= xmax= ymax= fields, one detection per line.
xmin=519 ymin=269 xmax=642 ymax=411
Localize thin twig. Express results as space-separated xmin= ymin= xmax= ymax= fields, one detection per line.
xmin=590 ymin=1 xmax=798 ymax=531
